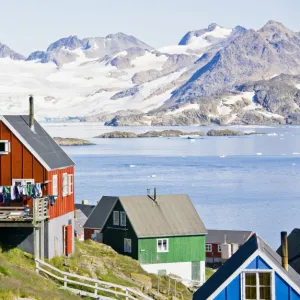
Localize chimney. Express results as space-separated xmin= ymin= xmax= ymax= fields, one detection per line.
xmin=82 ymin=200 xmax=89 ymax=205
xmin=153 ymin=187 xmax=157 ymax=201
xmin=29 ymin=95 xmax=34 ymax=131
xmin=281 ymin=231 xmax=288 ymax=271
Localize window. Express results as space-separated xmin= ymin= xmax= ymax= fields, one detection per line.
xmin=0 ymin=140 xmax=10 ymax=154
xmin=52 ymin=175 xmax=58 ymax=196
xmin=12 ymin=179 xmax=34 ymax=186
xmin=206 ymin=244 xmax=212 ymax=252
xmin=218 ymin=245 xmax=222 ymax=253
xmin=157 ymin=239 xmax=168 ymax=252
xmin=68 ymin=174 xmax=73 ymax=195
xmin=124 ymin=238 xmax=132 ymax=253
xmin=120 ymin=211 xmax=126 ymax=226
xmin=113 ymin=211 xmax=119 ymax=225
xmin=243 ymin=272 xmax=272 ymax=300
xmin=62 ymin=173 xmax=68 ymax=196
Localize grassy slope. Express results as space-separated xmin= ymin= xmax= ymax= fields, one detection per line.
xmin=0 ymin=247 xmax=80 ymax=300
xmin=0 ymin=240 xmax=214 ymax=300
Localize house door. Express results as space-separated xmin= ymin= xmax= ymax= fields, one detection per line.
xmin=64 ymin=225 xmax=73 ymax=255
xmin=191 ymin=261 xmax=200 ymax=281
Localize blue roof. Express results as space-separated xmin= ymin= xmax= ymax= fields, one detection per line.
xmin=193 ymin=234 xmax=300 ymax=300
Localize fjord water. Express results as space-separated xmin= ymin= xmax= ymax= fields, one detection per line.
xmin=44 ymin=124 xmax=300 ymax=248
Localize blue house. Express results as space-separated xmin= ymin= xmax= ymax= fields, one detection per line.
xmin=193 ymin=233 xmax=300 ymax=300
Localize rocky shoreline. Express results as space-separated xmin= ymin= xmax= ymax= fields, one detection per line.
xmin=95 ymin=129 xmax=262 ymax=138
xmin=54 ymin=137 xmax=94 ymax=146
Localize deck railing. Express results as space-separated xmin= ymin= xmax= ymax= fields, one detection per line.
xmin=0 ymin=197 xmax=49 ymax=222
xmin=35 ymin=258 xmax=153 ymax=300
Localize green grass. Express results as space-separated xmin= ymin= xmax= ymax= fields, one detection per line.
xmin=206 ymin=267 xmax=215 ymax=280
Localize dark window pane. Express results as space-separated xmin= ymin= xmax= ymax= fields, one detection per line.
xmin=260 ymin=287 xmax=271 ymax=300
xmin=0 ymin=143 xmax=5 ymax=152
xmin=246 ymin=273 xmax=256 ymax=285
xmin=259 ymin=273 xmax=271 ymax=286
xmin=246 ymin=286 xmax=257 ymax=299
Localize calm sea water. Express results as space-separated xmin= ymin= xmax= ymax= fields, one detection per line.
xmin=43 ymin=123 xmax=300 ymax=248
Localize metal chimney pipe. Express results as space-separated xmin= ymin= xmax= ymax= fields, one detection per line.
xmin=154 ymin=187 xmax=157 ymax=201
xmin=29 ymin=95 xmax=34 ymax=131
xmin=281 ymin=231 xmax=288 ymax=271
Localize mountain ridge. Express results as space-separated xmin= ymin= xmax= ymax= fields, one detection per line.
xmin=0 ymin=21 xmax=300 ymax=126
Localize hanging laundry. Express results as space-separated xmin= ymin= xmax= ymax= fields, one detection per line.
xmin=10 ymin=186 xmax=15 ymax=200
xmin=27 ymin=184 xmax=33 ymax=197
xmin=23 ymin=185 xmax=28 ymax=196
xmin=14 ymin=185 xmax=20 ymax=201
xmin=36 ymin=183 xmax=42 ymax=197
xmin=0 ymin=186 xmax=3 ymax=193
xmin=0 ymin=193 xmax=4 ymax=204
xmin=48 ymin=196 xmax=56 ymax=206
xmin=17 ymin=185 xmax=24 ymax=196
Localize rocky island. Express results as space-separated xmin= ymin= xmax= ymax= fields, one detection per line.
xmin=54 ymin=137 xmax=94 ymax=146
xmin=95 ymin=129 xmax=261 ymax=138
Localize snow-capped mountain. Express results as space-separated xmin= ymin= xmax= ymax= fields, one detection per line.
xmin=0 ymin=21 xmax=300 ymax=126
xmin=26 ymin=33 xmax=153 ymax=67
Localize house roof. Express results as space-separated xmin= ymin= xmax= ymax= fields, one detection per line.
xmin=194 ymin=234 xmax=300 ymax=300
xmin=84 ymin=196 xmax=118 ymax=230
xmin=277 ymin=228 xmax=300 ymax=275
xmin=84 ymin=194 xmax=207 ymax=238
xmin=74 ymin=209 xmax=88 ymax=235
xmin=1 ymin=115 xmax=74 ymax=171
xmin=206 ymin=229 xmax=253 ymax=244
xmin=75 ymin=203 xmax=95 ymax=218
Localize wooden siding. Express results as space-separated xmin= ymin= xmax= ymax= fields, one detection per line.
xmin=0 ymin=121 xmax=47 ymax=185
xmin=138 ymin=235 xmax=206 ymax=264
xmin=47 ymin=167 xmax=75 ymax=219
xmin=102 ymin=201 xmax=138 ymax=260
xmin=206 ymin=243 xmax=242 ymax=260
xmin=0 ymin=120 xmax=74 ymax=220
xmin=84 ymin=228 xmax=96 ymax=240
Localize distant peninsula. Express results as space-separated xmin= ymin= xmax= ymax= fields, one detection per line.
xmin=54 ymin=137 xmax=94 ymax=146
xmin=95 ymin=129 xmax=262 ymax=138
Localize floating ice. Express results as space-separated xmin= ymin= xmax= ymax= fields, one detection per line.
xmin=150 ymin=174 xmax=157 ymax=178
xmin=129 ymin=165 xmax=136 ymax=168
xmin=292 ymin=163 xmax=296 ymax=166
xmin=189 ymin=139 xmax=195 ymax=143
xmin=256 ymin=153 xmax=263 ymax=156
xmin=267 ymin=133 xmax=278 ymax=136
xmin=220 ymin=155 xmax=226 ymax=158
xmin=292 ymin=152 xmax=300 ymax=155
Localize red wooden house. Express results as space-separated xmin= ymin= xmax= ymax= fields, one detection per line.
xmin=0 ymin=96 xmax=75 ymax=259
xmin=205 ymin=229 xmax=254 ymax=264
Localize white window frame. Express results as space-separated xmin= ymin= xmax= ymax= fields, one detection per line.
xmin=68 ymin=174 xmax=73 ymax=195
xmin=218 ymin=244 xmax=222 ymax=253
xmin=206 ymin=244 xmax=212 ymax=252
xmin=157 ymin=239 xmax=169 ymax=253
xmin=52 ymin=175 xmax=58 ymax=196
xmin=113 ymin=211 xmax=119 ymax=225
xmin=12 ymin=179 xmax=34 ymax=186
xmin=124 ymin=238 xmax=132 ymax=253
xmin=0 ymin=140 xmax=10 ymax=155
xmin=62 ymin=173 xmax=68 ymax=197
xmin=241 ymin=270 xmax=274 ymax=300
xmin=120 ymin=211 xmax=126 ymax=226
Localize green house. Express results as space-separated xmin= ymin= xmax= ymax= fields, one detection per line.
xmin=84 ymin=194 xmax=207 ymax=284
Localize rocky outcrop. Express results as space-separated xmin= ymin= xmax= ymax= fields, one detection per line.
xmin=53 ymin=137 xmax=94 ymax=146
xmin=95 ymin=131 xmax=138 ymax=138
xmin=207 ymin=129 xmax=244 ymax=136
xmin=95 ymin=129 xmax=253 ymax=138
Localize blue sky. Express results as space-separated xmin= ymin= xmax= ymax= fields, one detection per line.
xmin=0 ymin=0 xmax=299 ymax=56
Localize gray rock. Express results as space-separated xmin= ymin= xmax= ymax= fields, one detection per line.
xmin=111 ymin=86 xmax=139 ymax=100
xmin=0 ymin=43 xmax=25 ymax=60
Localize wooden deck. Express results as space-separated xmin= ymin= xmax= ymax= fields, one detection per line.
xmin=0 ymin=198 xmax=49 ymax=225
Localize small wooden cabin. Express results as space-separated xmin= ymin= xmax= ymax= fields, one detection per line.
xmin=0 ymin=96 xmax=75 ymax=259
xmin=84 ymin=194 xmax=207 ymax=284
